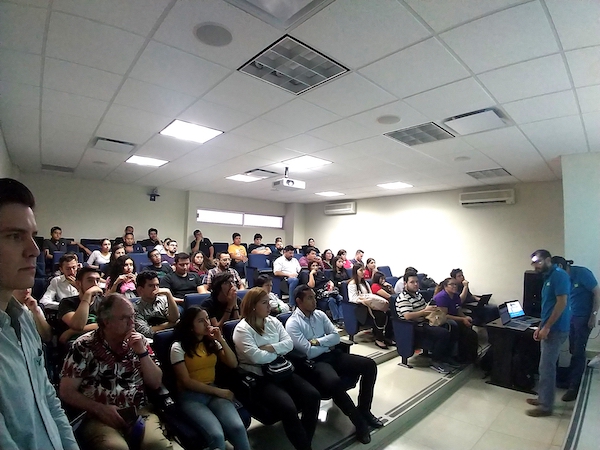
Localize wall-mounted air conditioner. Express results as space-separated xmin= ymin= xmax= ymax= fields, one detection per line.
xmin=324 ymin=201 xmax=356 ymax=215
xmin=459 ymin=189 xmax=515 ymax=207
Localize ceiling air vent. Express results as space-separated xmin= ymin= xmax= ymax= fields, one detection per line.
xmin=385 ymin=122 xmax=454 ymax=146
xmin=238 ymin=35 xmax=348 ymax=95
xmin=467 ymin=168 xmax=512 ymax=179
xmin=41 ymin=164 xmax=75 ymax=173
xmin=93 ymin=137 xmax=136 ymax=154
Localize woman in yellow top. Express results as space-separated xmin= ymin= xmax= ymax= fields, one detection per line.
xmin=170 ymin=306 xmax=250 ymax=450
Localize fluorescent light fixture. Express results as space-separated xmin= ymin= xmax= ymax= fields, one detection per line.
xmin=226 ymin=174 xmax=266 ymax=183
xmin=377 ymin=181 xmax=413 ymax=190
xmin=315 ymin=191 xmax=344 ymax=197
xmin=126 ymin=155 xmax=168 ymax=167
xmin=160 ymin=120 xmax=223 ymax=144
xmin=278 ymin=155 xmax=332 ymax=171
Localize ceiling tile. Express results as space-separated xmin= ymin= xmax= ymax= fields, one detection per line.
xmin=275 ymin=134 xmax=335 ymax=154
xmin=261 ymin=99 xmax=340 ymax=135
xmin=245 ymin=146 xmax=303 ymax=165
xmin=577 ymin=85 xmax=600 ymax=114
xmin=566 ymin=46 xmax=600 ymax=88
xmin=135 ymin=134 xmax=199 ymax=161
xmin=102 ymin=104 xmax=171 ymax=135
xmin=43 ymin=58 xmax=123 ymax=101
xmin=78 ymin=147 xmax=128 ymax=167
xmin=130 ymin=41 xmax=231 ymax=97
xmin=104 ymin=162 xmax=157 ymax=182
xmin=153 ymin=0 xmax=282 ymax=69
xmin=205 ymin=132 xmax=267 ymax=153
xmin=546 ymin=0 xmax=600 ymax=50
xmin=232 ymin=118 xmax=298 ymax=143
xmin=41 ymin=132 xmax=89 ymax=167
xmin=41 ymin=110 xmax=99 ymax=136
xmin=478 ymin=54 xmax=571 ymax=103
xmin=521 ymin=115 xmax=588 ymax=161
xmin=292 ymin=0 xmax=430 ymax=69
xmin=359 ymin=38 xmax=470 ymax=99
xmin=405 ymin=78 xmax=494 ymax=120
xmin=0 ymin=81 xmax=40 ymax=111
xmin=347 ymin=100 xmax=429 ymax=133
xmin=439 ymin=2 xmax=558 ymax=73
xmin=0 ymin=106 xmax=40 ymax=134
xmin=178 ymin=99 xmax=253 ymax=132
xmin=583 ymin=112 xmax=600 ymax=151
xmin=307 ymin=120 xmax=378 ymax=146
xmin=302 ymin=73 xmax=396 ymax=117
xmin=502 ymin=90 xmax=579 ymax=125
xmin=413 ymin=137 xmax=475 ymax=157
xmin=428 ymin=148 xmax=501 ymax=172
xmin=46 ymin=12 xmax=145 ymax=74
xmin=95 ymin=121 xmax=155 ymax=147
xmin=114 ymin=78 xmax=196 ymax=116
xmin=405 ymin=0 xmax=525 ymax=33
xmin=52 ymin=0 xmax=170 ymax=36
xmin=0 ymin=48 xmax=41 ymax=86
xmin=42 ymin=89 xmax=108 ymax=121
xmin=0 ymin=3 xmax=46 ymax=54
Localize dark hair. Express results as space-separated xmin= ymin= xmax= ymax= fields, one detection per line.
xmin=174 ymin=252 xmax=190 ymax=263
xmin=147 ymin=248 xmax=159 ymax=259
xmin=218 ymin=251 xmax=230 ymax=259
xmin=175 ymin=306 xmax=219 ymax=357
xmin=322 ymin=249 xmax=333 ymax=261
xmin=450 ymin=268 xmax=462 ymax=278
xmin=305 ymin=246 xmax=316 ymax=255
xmin=191 ymin=251 xmax=206 ymax=271
xmin=124 ymin=232 xmax=134 ymax=238
xmin=211 ymin=272 xmax=233 ymax=300
xmin=193 ymin=229 xmax=201 ymax=236
xmin=365 ymin=257 xmax=375 ymax=266
xmin=551 ymin=256 xmax=572 ymax=269
xmin=101 ymin=238 xmax=111 ymax=246
xmin=403 ymin=269 xmax=419 ymax=283
xmin=404 ymin=266 xmax=417 ymax=273
xmin=434 ymin=277 xmax=455 ymax=296
xmin=51 ymin=226 xmax=61 ymax=234
xmin=232 ymin=232 xmax=241 ymax=240
xmin=356 ymin=249 xmax=364 ymax=255
xmin=0 ymin=178 xmax=35 ymax=210
xmin=351 ymin=262 xmax=367 ymax=289
xmin=531 ymin=249 xmax=552 ymax=260
xmin=294 ymin=284 xmax=312 ymax=303
xmin=97 ymin=293 xmax=126 ymax=329
xmin=108 ymin=255 xmax=134 ymax=289
xmin=108 ymin=243 xmax=125 ymax=267
xmin=275 ymin=237 xmax=282 ymax=243
xmin=136 ymin=270 xmax=158 ymax=288
xmin=371 ymin=270 xmax=386 ymax=285
xmin=75 ymin=266 xmax=100 ymax=282
xmin=337 ymin=249 xmax=347 ymax=257
xmin=255 ymin=274 xmax=271 ymax=287
xmin=284 ymin=245 xmax=295 ymax=252
xmin=148 ymin=228 xmax=158 ymax=236
xmin=253 ymin=233 xmax=262 ymax=240
xmin=307 ymin=238 xmax=314 ymax=244
xmin=59 ymin=252 xmax=78 ymax=266
xmin=332 ymin=256 xmax=344 ymax=274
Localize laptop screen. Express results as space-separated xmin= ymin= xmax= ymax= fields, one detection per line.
xmin=499 ymin=305 xmax=511 ymax=325
xmin=505 ymin=300 xmax=525 ymax=319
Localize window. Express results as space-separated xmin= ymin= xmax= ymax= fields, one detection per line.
xmin=197 ymin=209 xmax=283 ymax=229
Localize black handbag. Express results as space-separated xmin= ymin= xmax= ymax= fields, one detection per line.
xmin=262 ymin=356 xmax=294 ymax=381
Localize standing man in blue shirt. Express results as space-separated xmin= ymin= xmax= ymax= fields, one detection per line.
xmin=0 ymin=178 xmax=78 ymax=449
xmin=526 ymin=249 xmax=571 ymax=417
xmin=551 ymin=256 xmax=599 ymax=402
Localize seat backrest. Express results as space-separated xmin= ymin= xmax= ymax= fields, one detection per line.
xmin=128 ymin=252 xmax=150 ymax=272
xmin=183 ymin=293 xmax=211 ymax=310
xmin=81 ymin=238 xmax=103 ymax=247
xmin=152 ymin=329 xmax=178 ymax=392
xmin=236 ymin=289 xmax=248 ymax=301
xmin=248 ymin=254 xmax=269 ymax=269
xmin=222 ymin=319 xmax=241 ymax=352
xmin=324 ymin=269 xmax=333 ymax=280
xmin=340 ymin=280 xmax=350 ymax=303
xmin=377 ymin=266 xmax=393 ymax=278
xmin=276 ymin=312 xmax=292 ymax=326
xmin=287 ymin=277 xmax=300 ymax=307
xmin=386 ymin=276 xmax=399 ymax=287
xmin=213 ymin=242 xmax=228 ymax=256
xmin=345 ymin=268 xmax=352 ymax=278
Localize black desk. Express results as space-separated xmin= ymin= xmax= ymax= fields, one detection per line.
xmin=485 ymin=319 xmax=540 ymax=392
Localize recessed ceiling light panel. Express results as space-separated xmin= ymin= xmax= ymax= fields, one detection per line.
xmin=226 ymin=174 xmax=266 ymax=182
xmin=278 ymin=155 xmax=332 ymax=170
xmin=160 ymin=120 xmax=223 ymax=144
xmin=126 ymin=155 xmax=168 ymax=167
xmin=444 ymin=108 xmax=507 ymax=135
xmin=377 ymin=181 xmax=413 ymax=190
xmin=315 ymin=191 xmax=344 ymax=197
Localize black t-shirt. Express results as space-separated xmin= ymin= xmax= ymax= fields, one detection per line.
xmin=201 ymin=296 xmax=241 ymax=322
xmin=43 ymin=238 xmax=68 ymax=257
xmin=247 ymin=244 xmax=268 ymax=254
xmin=159 ymin=272 xmax=203 ymax=299
xmin=149 ymin=262 xmax=173 ymax=279
xmin=299 ymin=269 xmax=328 ymax=290
xmin=57 ymin=295 xmax=100 ymax=339
xmin=333 ymin=270 xmax=349 ymax=288
xmin=140 ymin=238 xmax=160 ymax=248
xmin=190 ymin=237 xmax=213 ymax=258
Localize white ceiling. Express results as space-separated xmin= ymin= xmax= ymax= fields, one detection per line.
xmin=1 ymin=0 xmax=599 ymax=203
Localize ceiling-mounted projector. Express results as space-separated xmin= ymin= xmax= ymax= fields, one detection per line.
xmin=272 ymin=166 xmax=305 ymax=191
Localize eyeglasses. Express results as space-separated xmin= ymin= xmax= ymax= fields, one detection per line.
xmin=117 ymin=314 xmax=135 ymax=322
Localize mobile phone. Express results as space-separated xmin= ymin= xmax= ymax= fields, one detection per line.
xmin=118 ymin=406 xmax=138 ymax=427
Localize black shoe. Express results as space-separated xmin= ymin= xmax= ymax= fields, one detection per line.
xmin=361 ymin=411 xmax=384 ymax=428
xmin=444 ymin=358 xmax=462 ymax=368
xmin=350 ymin=411 xmax=371 ymax=444
xmin=562 ymin=389 xmax=577 ymax=402
xmin=383 ymin=337 xmax=396 ymax=346
xmin=374 ymin=340 xmax=388 ymax=350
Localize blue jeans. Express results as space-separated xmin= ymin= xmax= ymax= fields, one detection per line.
xmin=179 ymin=389 xmax=250 ymax=450
xmin=567 ymin=316 xmax=592 ymax=390
xmin=537 ymin=330 xmax=568 ymax=411
xmin=328 ymin=294 xmax=343 ymax=321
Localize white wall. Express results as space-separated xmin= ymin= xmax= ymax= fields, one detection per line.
xmin=20 ymin=173 xmax=187 ymax=245
xmin=0 ymin=127 xmax=15 ymax=179
xmin=304 ymin=181 xmax=564 ymax=303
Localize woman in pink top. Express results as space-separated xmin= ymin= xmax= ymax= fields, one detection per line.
xmin=337 ymin=249 xmax=352 ymax=269
xmin=106 ymin=255 xmax=136 ymax=298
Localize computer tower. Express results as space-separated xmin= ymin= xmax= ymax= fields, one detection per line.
xmin=523 ymin=270 xmax=543 ymax=318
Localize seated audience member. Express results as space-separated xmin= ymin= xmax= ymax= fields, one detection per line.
xmin=57 ymin=267 xmax=103 ymax=344
xmin=432 ymin=278 xmax=478 ymax=363
xmin=255 ymin=274 xmax=290 ymax=315
xmin=40 ymin=252 xmax=80 ymax=308
xmin=140 ymin=227 xmax=162 ymax=250
xmin=273 ymin=245 xmax=301 ymax=295
xmin=105 ymin=243 xmax=126 ymax=277
xmin=337 ymin=249 xmax=352 ymax=269
xmin=134 ymin=271 xmax=180 ymax=338
xmin=170 ymin=306 xmax=249 ymax=450
xmin=147 ymin=248 xmax=173 ymax=279
xmin=248 ymin=233 xmax=272 ymax=256
xmin=286 ymin=285 xmax=383 ymax=444
xmin=395 ymin=271 xmax=458 ymax=374
xmin=370 ymin=271 xmax=395 ymax=300
xmin=269 ymin=237 xmax=284 ymax=265
xmin=162 ymin=239 xmax=178 ymax=265
xmin=160 ymin=252 xmax=207 ymax=302
xmin=450 ymin=268 xmax=498 ymax=324
xmin=43 ymin=226 xmax=89 ymax=271
xmin=306 ymin=238 xmax=320 ymax=255
xmin=86 ymin=238 xmax=112 ymax=269
xmin=14 ymin=288 xmax=52 ymax=343
xmin=123 ymin=232 xmax=144 ymax=254
xmin=106 ymin=255 xmax=137 ymax=298
xmin=299 ymin=246 xmax=324 ymax=270
xmin=60 ymin=293 xmax=171 ymax=450
xmin=190 ymin=229 xmax=214 ymax=261
xmin=321 ymin=249 xmax=334 ymax=270
xmin=233 ymin=288 xmax=320 ymax=450
xmin=206 ymin=252 xmax=243 ymax=291
xmin=189 ymin=251 xmax=209 ymax=278
xmin=228 ymin=233 xmax=248 ymax=278
xmin=202 ymin=272 xmax=241 ymax=328
xmin=347 ymin=263 xmax=394 ymax=350
xmin=363 ymin=258 xmax=377 ymax=280
xmin=300 ymin=261 xmax=344 ymax=326
xmin=350 ymin=250 xmax=364 ymax=265
xmin=394 ymin=267 xmax=417 ymax=294
xmin=113 ymin=225 xmax=134 ymax=245
xmin=332 ymin=256 xmax=349 ymax=289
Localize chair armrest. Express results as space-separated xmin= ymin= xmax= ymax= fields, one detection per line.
xmin=335 ymin=341 xmax=353 ymax=353
xmin=147 ymin=384 xmax=176 ymax=412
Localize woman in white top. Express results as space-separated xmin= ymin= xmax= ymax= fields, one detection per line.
xmin=232 ymin=288 xmax=320 ymax=450
xmin=347 ymin=263 xmax=394 ymax=350
xmin=86 ymin=238 xmax=111 ymax=269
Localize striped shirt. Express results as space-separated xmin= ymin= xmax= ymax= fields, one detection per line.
xmin=395 ymin=290 xmax=427 ymax=322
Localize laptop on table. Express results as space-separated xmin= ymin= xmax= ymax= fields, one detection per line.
xmin=498 ymin=301 xmax=541 ymax=331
